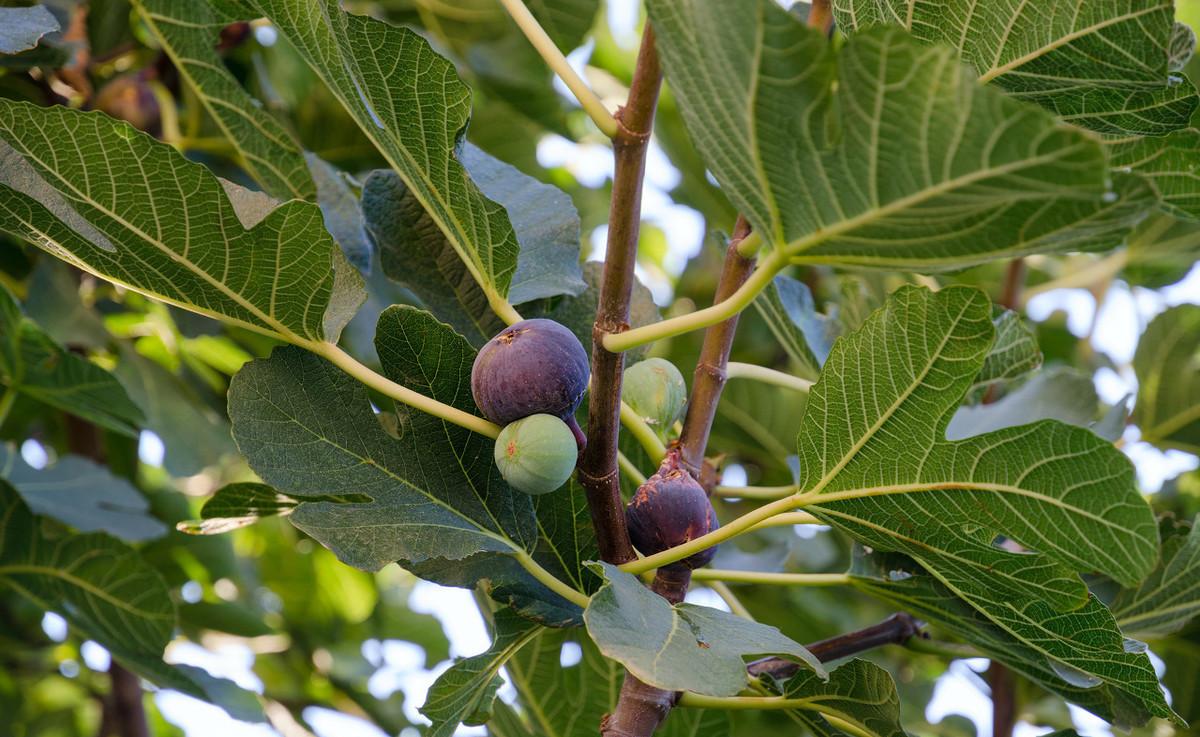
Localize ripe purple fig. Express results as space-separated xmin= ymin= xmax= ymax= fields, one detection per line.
xmin=472 ymin=319 xmax=589 ymax=445
xmin=625 ymin=450 xmax=719 ymax=571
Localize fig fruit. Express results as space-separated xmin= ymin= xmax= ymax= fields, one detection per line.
xmin=625 ymin=450 xmax=718 ymax=570
xmin=622 ymin=358 xmax=686 ymax=434
xmin=472 ymin=319 xmax=589 ymax=444
xmin=494 ymin=414 xmax=578 ymax=495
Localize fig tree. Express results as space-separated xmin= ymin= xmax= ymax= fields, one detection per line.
xmin=622 ymin=357 xmax=686 ymax=434
xmin=472 ymin=319 xmax=589 ymax=445
xmin=493 ymin=414 xmax=578 ymax=495
xmin=625 ymin=450 xmax=718 ymax=570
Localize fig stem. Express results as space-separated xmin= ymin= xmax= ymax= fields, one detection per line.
xmin=726 ymin=362 xmax=814 ymax=393
xmin=496 ymin=0 xmax=619 ymax=138
xmin=619 ymin=401 xmax=667 ymax=461
xmin=617 ymin=452 xmax=647 ymax=487
xmin=689 ymin=570 xmax=850 ymax=586
xmin=315 ymin=342 xmax=502 ymax=438
xmin=512 ymin=551 xmax=591 ymax=609
xmin=620 ymin=493 xmax=801 ymax=575
xmin=712 ymin=484 xmax=797 ymax=499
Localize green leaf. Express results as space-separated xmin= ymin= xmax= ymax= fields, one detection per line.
xmin=421 ymin=608 xmax=542 ymax=737
xmin=753 ymin=275 xmax=834 ymax=382
xmin=764 ymin=659 xmax=908 ymax=737
xmin=1107 ymin=129 xmax=1200 ymax=220
xmin=1122 ymin=212 xmax=1200 ymax=289
xmin=0 ymin=100 xmax=364 ymax=345
xmin=849 ymin=547 xmax=1176 ymax=728
xmin=0 ymin=284 xmax=143 ymax=436
xmin=1111 ymin=517 xmax=1200 ymax=638
xmin=225 ymin=308 xmax=590 ymax=622
xmin=179 ymin=600 xmax=275 ymax=638
xmin=176 ymin=482 xmax=309 ymax=535
xmin=363 ymin=145 xmax=585 ymax=346
xmin=0 ymin=5 xmax=59 ymax=55
xmin=583 ymin=563 xmax=824 ymax=696
xmin=247 ymin=0 xmax=523 ymax=311
xmin=113 ymin=344 xmax=234 ymax=476
xmin=947 ymin=368 xmax=1098 ymax=440
xmin=0 ymin=480 xmax=175 ymax=662
xmin=306 ymin=153 xmax=371 ymax=274
xmin=524 ymin=0 xmax=598 ymax=51
xmin=832 ymin=0 xmax=1198 ymax=136
xmin=644 ymin=4 xmax=1154 ymax=271
xmin=968 ymin=310 xmax=1042 ymax=397
xmin=1133 ymin=304 xmax=1200 ymax=453
xmin=0 ymin=446 xmax=165 ymax=542
xmin=797 ymin=286 xmax=1157 ymax=619
xmin=133 ymin=0 xmax=315 ymax=201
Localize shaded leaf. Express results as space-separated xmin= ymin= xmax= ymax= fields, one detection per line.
xmin=948 ymin=368 xmax=1097 ymax=440
xmin=765 ymin=659 xmax=908 ymax=737
xmin=528 ymin=262 xmax=660 ymax=361
xmin=1132 ymin=304 xmax=1200 ymax=453
xmin=968 ymin=310 xmax=1042 ymax=397
xmin=421 ymin=608 xmax=542 ymax=737
xmin=753 ymin=275 xmax=835 ymax=381
xmin=645 ymin=3 xmax=1153 ymax=271
xmin=583 ymin=562 xmax=824 ymax=696
xmin=306 ymin=153 xmax=371 ymax=273
xmin=0 ymin=480 xmax=174 ymax=663
xmin=0 ymin=5 xmax=59 ymax=55
xmin=524 ymin=0 xmax=598 ymax=51
xmin=247 ymin=0 xmax=524 ymax=310
xmin=849 ymin=546 xmax=1176 ymax=728
xmin=833 ymin=0 xmax=1198 ymax=136
xmin=0 ymin=100 xmax=363 ymax=344
xmin=1111 ymin=517 xmax=1200 ymax=638
xmin=0 ymin=446 xmax=165 ymax=542
xmin=1107 ymin=129 xmax=1200 ymax=220
xmin=0 ymin=283 xmax=143 ymax=436
xmin=1122 ymin=212 xmax=1200 ymax=288
xmin=133 ymin=0 xmax=314 ymax=200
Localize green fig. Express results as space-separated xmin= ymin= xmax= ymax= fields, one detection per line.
xmin=622 ymin=358 xmax=687 ymax=435
xmin=494 ymin=414 xmax=578 ymax=495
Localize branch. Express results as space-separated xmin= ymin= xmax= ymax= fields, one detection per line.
xmin=577 ymin=23 xmax=663 ymax=566
xmin=678 ymin=217 xmax=757 ymax=479
xmin=497 ymin=0 xmax=619 ymax=137
xmin=746 ymin=613 xmax=925 ymax=679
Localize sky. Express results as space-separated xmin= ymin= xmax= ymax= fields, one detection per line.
xmin=33 ymin=0 xmax=1200 ymax=736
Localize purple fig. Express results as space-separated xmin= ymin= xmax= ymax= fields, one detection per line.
xmin=471 ymin=319 xmax=589 ymax=445
xmin=625 ymin=451 xmax=719 ymax=571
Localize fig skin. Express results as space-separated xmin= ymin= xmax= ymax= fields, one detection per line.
xmin=472 ymin=319 xmax=589 ymax=444
xmin=625 ymin=451 xmax=719 ymax=571
xmin=493 ymin=414 xmax=578 ymax=495
xmin=622 ymin=358 xmax=687 ymax=435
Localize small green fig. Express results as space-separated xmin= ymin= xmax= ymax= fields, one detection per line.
xmin=494 ymin=414 xmax=578 ymax=495
xmin=622 ymin=358 xmax=687 ymax=434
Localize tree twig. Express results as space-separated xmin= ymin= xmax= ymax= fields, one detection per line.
xmin=746 ymin=613 xmax=925 ymax=679
xmin=990 ymin=663 xmax=1017 ymax=737
xmin=577 ymin=23 xmax=663 ymax=567
xmin=678 ymin=217 xmax=757 ymax=481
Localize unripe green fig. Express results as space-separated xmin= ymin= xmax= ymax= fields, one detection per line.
xmin=625 ymin=450 xmax=718 ymax=571
xmin=494 ymin=414 xmax=578 ymax=495
xmin=622 ymin=358 xmax=686 ymax=435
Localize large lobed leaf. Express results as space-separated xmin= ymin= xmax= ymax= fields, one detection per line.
xmin=245 ymin=0 xmax=524 ymax=310
xmin=850 ymin=547 xmax=1177 ymax=728
xmin=832 ymin=0 xmax=1198 ymax=136
xmin=1133 ymin=304 xmax=1200 ymax=453
xmin=583 ymin=563 xmax=824 ymax=697
xmin=645 ymin=1 xmax=1154 ymax=271
xmin=133 ymin=0 xmax=314 ymax=201
xmin=1112 ymin=517 xmax=1200 ymax=638
xmin=0 ymin=101 xmax=363 ymax=345
xmin=798 ymin=286 xmax=1158 ymax=610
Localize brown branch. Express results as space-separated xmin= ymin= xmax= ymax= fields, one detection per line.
xmin=990 ymin=663 xmax=1017 ymax=737
xmin=678 ymin=217 xmax=756 ymax=482
xmin=809 ymin=0 xmax=835 ymax=35
xmin=1000 ymin=258 xmax=1027 ymax=310
xmin=747 ymin=613 xmax=926 ymax=679
xmin=578 ymin=23 xmax=663 ymax=566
